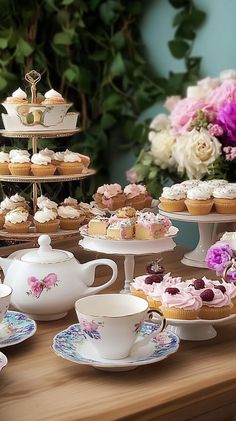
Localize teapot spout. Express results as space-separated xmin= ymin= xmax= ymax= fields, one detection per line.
xmin=0 ymin=257 xmax=12 ymax=277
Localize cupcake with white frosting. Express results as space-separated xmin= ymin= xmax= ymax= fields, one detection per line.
xmin=213 ymin=184 xmax=236 ymax=214
xmin=41 ymin=89 xmax=66 ymax=105
xmin=31 ymin=153 xmax=56 ymax=176
xmin=34 ymin=208 xmax=59 ymax=233
xmin=8 ymin=149 xmax=31 ymax=176
xmin=10 ymin=193 xmax=29 ymax=211
xmin=58 ymin=150 xmax=84 ymax=175
xmin=0 ymin=152 xmax=10 ymax=175
xmin=160 ymin=184 xmax=186 ymax=212
xmin=180 ymin=180 xmax=200 ymax=191
xmin=51 ymin=151 xmax=65 ymax=170
xmin=37 ymin=195 xmax=58 ymax=213
xmin=60 ymin=196 xmax=78 ymax=208
xmin=5 ymin=88 xmax=27 ymax=104
xmin=57 ymin=205 xmax=85 ymax=230
xmin=185 ymin=186 xmax=213 ymax=215
xmin=4 ymin=207 xmax=31 ymax=233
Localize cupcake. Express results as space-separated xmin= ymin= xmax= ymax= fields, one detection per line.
xmin=51 ymin=151 xmax=65 ymax=170
xmin=34 ymin=208 xmax=59 ymax=233
xmin=31 ymin=153 xmax=56 ymax=176
xmin=5 ymin=88 xmax=27 ymax=104
xmin=130 ymin=274 xmax=163 ymax=302
xmin=159 ymin=185 xmax=187 ymax=212
xmin=37 ymin=195 xmax=58 ymax=213
xmin=77 ymin=152 xmax=90 ymax=168
xmin=93 ymin=184 xmax=126 ymax=211
xmin=160 ymin=287 xmax=202 ymax=320
xmin=199 ymin=288 xmax=232 ymax=319
xmin=61 ymin=197 xmax=78 ymax=208
xmin=57 ymin=205 xmax=85 ymax=230
xmin=10 ymin=194 xmax=29 ymax=211
xmin=106 ymin=220 xmax=134 ymax=240
xmin=41 ymin=89 xmax=66 ymax=105
xmin=0 ymin=152 xmax=10 ymax=175
xmin=4 ymin=207 xmax=31 ymax=233
xmin=39 ymin=148 xmax=55 ymax=159
xmin=135 ymin=212 xmax=171 ymax=240
xmin=0 ymin=196 xmax=17 ymax=213
xmin=57 ymin=151 xmax=84 ymax=175
xmin=185 ymin=187 xmax=213 ymax=215
xmin=205 ymin=179 xmax=228 ymax=189
xmin=124 ymin=184 xmax=149 ymax=210
xmin=0 ymin=210 xmax=5 ymax=229
xmin=180 ymin=180 xmax=200 ymax=190
xmin=8 ymin=150 xmax=31 ymax=176
xmin=78 ymin=202 xmax=106 ymax=223
xmin=213 ymin=184 xmax=236 ymax=214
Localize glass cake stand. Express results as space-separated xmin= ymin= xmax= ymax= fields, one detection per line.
xmin=79 ymin=226 xmax=178 ymax=293
xmin=159 ymin=207 xmax=236 ymax=268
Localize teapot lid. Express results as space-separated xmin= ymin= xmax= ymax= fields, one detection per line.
xmin=21 ymin=235 xmax=72 ymax=263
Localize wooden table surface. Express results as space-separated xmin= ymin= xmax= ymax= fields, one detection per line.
xmin=0 ymin=242 xmax=236 ymax=421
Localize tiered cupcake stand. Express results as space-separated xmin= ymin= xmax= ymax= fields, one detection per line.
xmin=159 ymin=208 xmax=236 ymax=268
xmin=79 ymin=226 xmax=179 ymax=293
xmin=0 ymin=72 xmax=96 ymax=242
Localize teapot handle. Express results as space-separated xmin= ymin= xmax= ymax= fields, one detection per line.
xmin=81 ymin=259 xmax=117 ymax=296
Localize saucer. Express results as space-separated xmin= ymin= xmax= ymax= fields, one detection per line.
xmin=0 ymin=351 xmax=7 ymax=371
xmin=52 ymin=322 xmax=179 ymax=371
xmin=0 ymin=311 xmax=37 ymax=348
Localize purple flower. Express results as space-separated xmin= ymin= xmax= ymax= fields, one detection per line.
xmin=226 ymin=267 xmax=236 ymax=282
xmin=216 ymin=103 xmax=236 ymax=144
xmin=208 ymin=123 xmax=223 ymax=137
xmin=205 ymin=241 xmax=233 ymax=273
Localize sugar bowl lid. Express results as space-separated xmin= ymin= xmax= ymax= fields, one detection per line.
xmin=21 ymin=235 xmax=72 ymax=263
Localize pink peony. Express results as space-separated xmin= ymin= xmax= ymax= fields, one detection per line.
xmin=126 ymin=168 xmax=138 ymax=184
xmin=169 ymin=97 xmax=213 ymax=134
xmin=30 ymin=279 xmax=44 ymax=298
xmin=164 ymin=96 xmax=181 ymax=111
xmin=207 ymin=80 xmax=236 ymax=110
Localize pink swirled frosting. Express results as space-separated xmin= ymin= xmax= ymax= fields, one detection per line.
xmin=201 ymin=288 xmax=231 ymax=307
xmin=161 ymin=290 xmax=202 ymax=310
xmin=97 ymin=183 xmax=122 ymax=198
xmin=124 ymin=184 xmax=147 ymax=198
xmin=223 ymin=281 xmax=236 ymax=299
xmin=131 ymin=275 xmax=158 ymax=295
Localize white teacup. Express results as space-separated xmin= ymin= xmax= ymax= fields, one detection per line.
xmin=75 ymin=294 xmax=166 ymax=360
xmin=0 ymin=284 xmax=12 ymax=323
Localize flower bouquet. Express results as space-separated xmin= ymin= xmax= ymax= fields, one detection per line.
xmin=128 ymin=69 xmax=236 ymax=197
xmin=205 ymin=234 xmax=236 ymax=283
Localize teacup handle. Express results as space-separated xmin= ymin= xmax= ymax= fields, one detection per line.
xmin=133 ymin=308 xmax=167 ymax=349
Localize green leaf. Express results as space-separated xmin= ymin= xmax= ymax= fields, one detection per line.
xmin=16 ymin=38 xmax=34 ymax=57
xmin=0 ymin=76 xmax=7 ymax=89
xmin=89 ymin=50 xmax=108 ymax=61
xmin=0 ymin=38 xmax=8 ymax=49
xmin=53 ymin=32 xmax=72 ymax=45
xmin=173 ymin=10 xmax=186 ymax=27
xmin=102 ymin=93 xmax=124 ymax=111
xmin=168 ymin=39 xmax=189 ymax=59
xmin=61 ymin=0 xmax=74 ymax=4
xmin=175 ymin=23 xmax=195 ymax=40
xmin=189 ymin=9 xmax=206 ymax=29
xmin=101 ymin=113 xmax=116 ymax=129
xmin=110 ymin=52 xmax=125 ymax=77
xmin=99 ymin=2 xmax=116 ymax=25
xmin=63 ymin=67 xmax=79 ymax=83
xmin=111 ymin=31 xmax=125 ymax=50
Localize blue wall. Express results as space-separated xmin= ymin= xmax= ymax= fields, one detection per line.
xmin=110 ymin=0 xmax=236 ymax=247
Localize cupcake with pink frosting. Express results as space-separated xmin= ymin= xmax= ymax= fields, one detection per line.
xmin=93 ymin=183 xmax=125 ymax=211
xmin=199 ymin=287 xmax=232 ymax=319
xmin=160 ymin=287 xmax=202 ymax=319
xmin=124 ymin=184 xmax=152 ymax=210
xmin=130 ymin=274 xmax=164 ymax=302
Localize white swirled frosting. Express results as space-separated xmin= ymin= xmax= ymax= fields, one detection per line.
xmin=213 ymin=185 xmax=236 ymax=199
xmin=187 ymin=187 xmax=212 ymax=200
xmin=63 ymin=150 xmax=82 ymax=163
xmin=31 ymin=153 xmax=51 ymax=165
xmin=162 ymin=185 xmax=186 ymax=200
xmin=0 ymin=152 xmax=9 ymax=163
xmin=10 ymin=149 xmax=30 ymax=163
xmin=37 ymin=196 xmax=57 ymax=210
xmin=34 ymin=208 xmax=57 ymax=223
xmin=58 ymin=205 xmax=83 ymax=219
xmin=12 ymin=88 xmax=27 ymax=99
xmin=5 ymin=208 xmax=28 ymax=224
xmin=44 ymin=89 xmax=62 ymax=99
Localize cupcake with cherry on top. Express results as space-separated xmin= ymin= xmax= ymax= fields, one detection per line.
xmin=199 ymin=287 xmax=232 ymax=319
xmin=160 ymin=287 xmax=202 ymax=320
xmin=130 ymin=259 xmax=165 ymax=302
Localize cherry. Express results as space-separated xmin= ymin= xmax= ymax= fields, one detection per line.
xmin=214 ymin=285 xmax=226 ymax=294
xmin=200 ymin=289 xmax=214 ymax=301
xmin=144 ymin=274 xmax=163 ymax=285
xmin=165 ymin=287 xmax=180 ymax=295
xmin=193 ymin=279 xmax=205 ymax=290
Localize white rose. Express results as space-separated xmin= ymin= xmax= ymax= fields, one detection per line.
xmin=149 ymin=114 xmax=170 ymax=142
xmin=186 ymin=86 xmax=205 ymax=100
xmin=197 ymin=77 xmax=220 ymax=97
xmin=220 ymin=69 xmax=236 ymax=81
xmin=150 ymin=129 xmax=176 ymax=170
xmin=172 ymin=129 xmax=222 ymax=179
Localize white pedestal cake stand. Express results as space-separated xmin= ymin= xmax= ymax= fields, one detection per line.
xmin=79 ymin=227 xmax=178 ymax=293
xmin=159 ymin=208 xmax=236 ymax=268
xmin=167 ymin=314 xmax=236 ymax=341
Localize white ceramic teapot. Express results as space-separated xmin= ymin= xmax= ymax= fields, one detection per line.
xmin=1 ymin=235 xmax=117 ymax=321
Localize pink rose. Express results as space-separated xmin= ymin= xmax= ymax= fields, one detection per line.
xmin=30 ymin=280 xmax=44 ymax=298
xmin=43 ymin=273 xmax=57 ymax=288
xmin=164 ymin=95 xmax=181 ymax=111
xmin=81 ymin=319 xmax=93 ymax=331
xmin=207 ymin=80 xmax=236 ymax=110
xmin=126 ymin=168 xmax=138 ymax=184
xmin=169 ymin=97 xmax=212 ymax=134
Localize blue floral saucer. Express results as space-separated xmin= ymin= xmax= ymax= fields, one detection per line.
xmin=0 ymin=351 xmax=7 ymax=371
xmin=52 ymin=322 xmax=180 ymax=371
xmin=0 ymin=311 xmax=37 ymax=348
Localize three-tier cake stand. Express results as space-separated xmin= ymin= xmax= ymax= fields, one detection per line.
xmin=0 ymin=70 xmax=95 ymax=242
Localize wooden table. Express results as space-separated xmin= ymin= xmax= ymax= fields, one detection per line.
xmin=0 ymin=243 xmax=236 ymax=421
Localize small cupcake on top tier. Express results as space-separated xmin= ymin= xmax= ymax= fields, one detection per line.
xmin=185 ymin=186 xmax=213 ymax=215
xmin=93 ymin=184 xmax=126 ymax=211
xmin=160 ymin=287 xmax=202 ymax=320
xmin=8 ymin=149 xmax=31 ymax=176
xmin=4 ymin=207 xmax=31 ymax=233
xmin=58 ymin=150 xmax=84 ymax=175
xmin=0 ymin=152 xmax=10 ymax=175
xmin=213 ymin=184 xmax=236 ymax=214
xmin=135 ymin=212 xmax=171 ymax=240
xmin=31 ymin=152 xmax=56 ymax=176
xmin=57 ymin=205 xmax=85 ymax=230
xmin=124 ymin=184 xmax=151 ymax=210
xmin=159 ymin=184 xmax=186 ymax=212
xmin=5 ymin=88 xmax=27 ymax=104
xmin=199 ymin=287 xmax=232 ymax=319
xmin=34 ymin=208 xmax=59 ymax=233
xmin=41 ymin=89 xmax=66 ymax=105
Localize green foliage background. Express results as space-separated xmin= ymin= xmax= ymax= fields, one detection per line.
xmin=0 ymin=0 xmax=205 ymax=201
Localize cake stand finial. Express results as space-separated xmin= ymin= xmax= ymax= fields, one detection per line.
xmin=25 ymin=70 xmax=41 ymax=104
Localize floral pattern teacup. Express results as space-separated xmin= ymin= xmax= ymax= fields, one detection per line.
xmin=0 ymin=284 xmax=12 ymax=324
